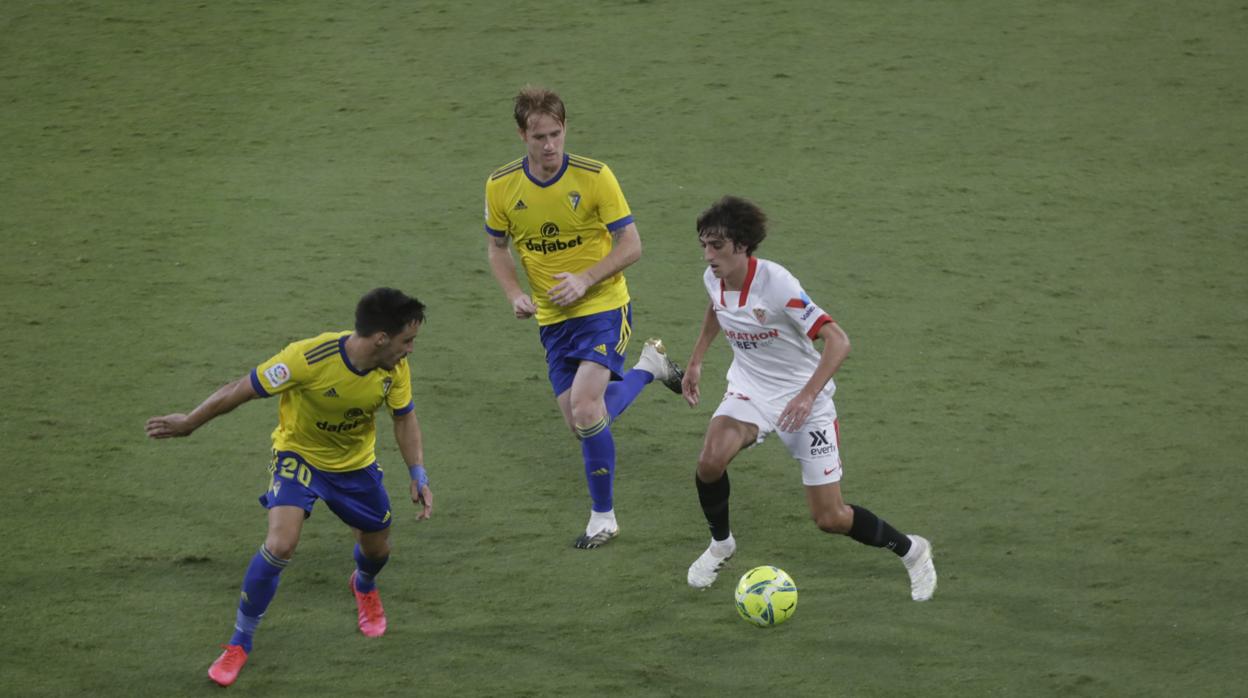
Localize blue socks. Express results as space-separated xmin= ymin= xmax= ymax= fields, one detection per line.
xmin=227 ymin=543 xmax=390 ymax=653
xmin=353 ymin=543 xmax=389 ymax=593
xmin=576 ymin=369 xmax=650 ymax=513
xmin=230 ymin=545 xmax=288 ymax=652
xmin=576 ymin=417 xmax=616 ymax=512
xmin=604 ymin=369 xmax=651 ymax=419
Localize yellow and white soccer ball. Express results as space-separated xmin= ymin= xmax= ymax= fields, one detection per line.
xmin=734 ymin=565 xmax=798 ymax=627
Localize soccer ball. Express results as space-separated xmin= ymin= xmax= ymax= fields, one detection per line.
xmin=734 ymin=565 xmax=798 ymax=627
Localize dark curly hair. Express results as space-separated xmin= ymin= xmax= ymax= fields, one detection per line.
xmin=696 ymin=195 xmax=767 ymax=255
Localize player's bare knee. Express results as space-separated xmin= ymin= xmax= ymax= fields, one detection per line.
xmin=570 ymin=403 xmax=606 ymax=429
xmin=813 ymin=507 xmax=853 ymax=534
xmin=263 ymin=537 xmax=298 ymax=560
xmin=571 ymin=401 xmax=607 ymax=437
xmin=696 ymin=450 xmax=730 ymax=479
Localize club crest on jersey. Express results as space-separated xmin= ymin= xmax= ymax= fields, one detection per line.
xmin=752 ymin=308 xmax=767 ymax=324
xmin=569 ymin=191 xmax=581 ymax=210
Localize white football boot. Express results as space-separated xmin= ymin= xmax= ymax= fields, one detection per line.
xmin=902 ymin=534 xmax=937 ymax=601
xmin=687 ymin=535 xmax=737 ymax=589
xmin=634 ymin=338 xmax=684 ymax=394
xmin=574 ymin=509 xmax=620 ymax=549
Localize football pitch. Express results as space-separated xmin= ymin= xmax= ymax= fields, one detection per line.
xmin=2 ymin=1 xmax=1245 ymax=695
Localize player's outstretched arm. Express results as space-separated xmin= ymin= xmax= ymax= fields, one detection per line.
xmin=682 ymin=303 xmax=722 ymax=408
xmin=393 ymin=410 xmax=433 ymax=520
xmin=486 ymin=236 xmax=536 ymax=319
xmin=145 ymin=375 xmax=258 ymax=439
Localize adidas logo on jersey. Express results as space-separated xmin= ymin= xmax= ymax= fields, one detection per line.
xmin=514 ymin=199 xmax=528 ymax=211
xmin=323 ymin=388 xmax=339 ymax=397
xmin=593 ymin=344 xmax=608 ymax=355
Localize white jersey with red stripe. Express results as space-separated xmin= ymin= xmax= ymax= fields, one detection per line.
xmin=703 ymin=256 xmax=836 ymax=401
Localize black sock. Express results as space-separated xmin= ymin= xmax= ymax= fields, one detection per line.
xmin=695 ymin=472 xmax=731 ymax=542
xmin=848 ymin=504 xmax=912 ymax=557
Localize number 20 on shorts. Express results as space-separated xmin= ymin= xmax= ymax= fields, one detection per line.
xmin=271 ymin=455 xmax=312 ymax=486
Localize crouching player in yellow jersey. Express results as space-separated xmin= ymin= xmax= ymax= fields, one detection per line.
xmin=485 ymin=86 xmax=684 ymax=548
xmin=145 ymin=288 xmax=432 ymax=687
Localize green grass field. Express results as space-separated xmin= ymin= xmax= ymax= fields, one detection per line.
xmin=2 ymin=1 xmax=1245 ymax=695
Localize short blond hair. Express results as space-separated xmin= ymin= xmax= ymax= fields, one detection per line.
xmin=514 ymin=86 xmax=566 ymax=131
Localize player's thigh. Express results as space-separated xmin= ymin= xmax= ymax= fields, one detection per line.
xmin=698 ymin=415 xmax=759 ymax=477
xmin=555 ymin=389 xmax=576 ymax=432
xmin=321 ymin=465 xmax=393 ymax=534
xmin=264 ymin=506 xmax=306 ymax=559
xmin=774 ymin=404 xmax=842 ymax=486
xmin=568 ymin=360 xmax=611 ymax=424
xmin=804 ymin=481 xmax=852 ymax=533
xmin=540 ymin=306 xmax=630 ymax=399
xmin=702 ymin=391 xmax=770 ymax=471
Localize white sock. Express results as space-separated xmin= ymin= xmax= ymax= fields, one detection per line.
xmin=587 ymin=509 xmax=617 ymax=534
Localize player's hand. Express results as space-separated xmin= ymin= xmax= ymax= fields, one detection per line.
xmin=777 ymin=394 xmax=814 ymax=432
xmin=511 ymin=294 xmax=537 ymax=319
xmin=681 ymin=362 xmax=702 ymax=407
xmin=411 ymin=480 xmax=433 ymax=520
xmin=145 ymin=414 xmax=195 ymax=439
xmin=548 ymin=272 xmax=590 ymax=306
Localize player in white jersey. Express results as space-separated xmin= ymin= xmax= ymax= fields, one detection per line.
xmin=679 ymin=196 xmax=937 ymax=601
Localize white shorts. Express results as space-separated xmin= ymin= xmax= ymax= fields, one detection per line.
xmin=711 ymin=387 xmax=842 ymax=486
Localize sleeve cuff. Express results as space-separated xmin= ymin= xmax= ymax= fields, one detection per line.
xmin=806 ymin=315 xmax=834 ymax=340
xmin=605 ymin=215 xmax=634 ymax=232
xmin=392 ymin=400 xmax=415 ymax=417
xmin=249 ymin=368 xmax=272 ymax=398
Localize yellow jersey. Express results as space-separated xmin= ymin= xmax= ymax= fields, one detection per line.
xmin=484 ymin=153 xmax=634 ymax=325
xmin=249 ymin=331 xmax=414 ymax=472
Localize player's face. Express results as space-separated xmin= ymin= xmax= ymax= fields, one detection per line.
xmin=519 ymin=113 xmax=565 ymax=174
xmin=700 ymin=232 xmax=748 ymax=281
xmin=376 ymin=321 xmax=420 ymax=370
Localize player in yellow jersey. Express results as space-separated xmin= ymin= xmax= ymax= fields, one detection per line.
xmin=145 ymin=288 xmax=432 ymax=687
xmin=485 ymin=86 xmax=683 ymax=548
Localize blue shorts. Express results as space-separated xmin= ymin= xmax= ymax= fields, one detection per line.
xmin=539 ymin=304 xmax=633 ymax=396
xmin=259 ymin=451 xmax=393 ymax=532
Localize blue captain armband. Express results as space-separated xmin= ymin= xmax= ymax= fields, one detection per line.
xmin=408 ymin=465 xmax=429 ymax=489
